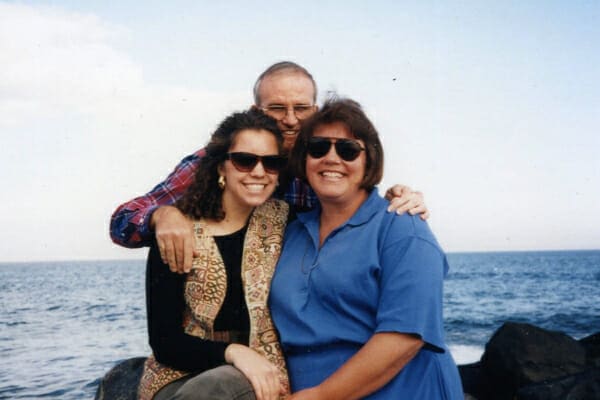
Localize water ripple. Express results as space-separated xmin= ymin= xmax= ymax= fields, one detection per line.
xmin=1 ymin=252 xmax=599 ymax=399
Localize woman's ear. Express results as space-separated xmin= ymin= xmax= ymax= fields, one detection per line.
xmin=217 ymin=162 xmax=225 ymax=177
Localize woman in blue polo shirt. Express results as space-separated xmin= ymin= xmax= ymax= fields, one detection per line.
xmin=269 ymin=98 xmax=463 ymax=399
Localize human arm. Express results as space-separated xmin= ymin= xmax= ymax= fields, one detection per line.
xmin=147 ymin=243 xmax=281 ymax=400
xmin=225 ymin=344 xmax=282 ymax=400
xmin=289 ymin=332 xmax=423 ymax=400
xmin=109 ymin=150 xmax=204 ymax=249
xmin=146 ymin=241 xmax=228 ymax=371
xmin=385 ymin=184 xmax=429 ymax=219
xmin=150 ymin=206 xmax=196 ymax=273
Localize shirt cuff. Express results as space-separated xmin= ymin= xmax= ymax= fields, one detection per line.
xmin=137 ymin=205 xmax=159 ymax=242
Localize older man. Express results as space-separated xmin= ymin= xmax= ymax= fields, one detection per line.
xmin=110 ymin=61 xmax=428 ymax=273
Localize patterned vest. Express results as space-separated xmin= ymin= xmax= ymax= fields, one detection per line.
xmin=138 ymin=199 xmax=290 ymax=399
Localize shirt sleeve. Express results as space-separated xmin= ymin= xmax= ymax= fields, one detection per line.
xmin=375 ymin=236 xmax=448 ymax=352
xmin=109 ymin=150 xmax=205 ymax=248
xmin=146 ymin=241 xmax=228 ymax=372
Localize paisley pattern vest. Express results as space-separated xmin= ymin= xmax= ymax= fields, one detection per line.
xmin=138 ymin=199 xmax=290 ymax=399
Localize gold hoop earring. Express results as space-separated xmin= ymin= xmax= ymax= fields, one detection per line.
xmin=218 ymin=175 xmax=226 ymax=189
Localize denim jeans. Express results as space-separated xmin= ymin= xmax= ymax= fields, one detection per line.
xmin=154 ymin=365 xmax=256 ymax=400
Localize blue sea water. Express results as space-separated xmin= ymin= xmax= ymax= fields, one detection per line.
xmin=1 ymin=250 xmax=599 ymax=399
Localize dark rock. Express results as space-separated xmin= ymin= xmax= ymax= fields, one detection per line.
xmin=580 ymin=332 xmax=600 ymax=367
xmin=458 ymin=362 xmax=489 ymax=399
xmin=516 ymin=367 xmax=600 ymax=400
xmin=95 ymin=357 xmax=146 ymax=400
xmin=480 ymin=322 xmax=587 ymax=400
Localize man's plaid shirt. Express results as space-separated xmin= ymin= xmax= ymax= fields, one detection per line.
xmin=110 ymin=148 xmax=318 ymax=248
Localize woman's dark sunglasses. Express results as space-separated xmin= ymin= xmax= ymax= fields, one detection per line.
xmin=227 ymin=152 xmax=287 ymax=173
xmin=306 ymin=137 xmax=365 ymax=161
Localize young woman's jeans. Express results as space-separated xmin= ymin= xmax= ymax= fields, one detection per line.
xmin=153 ymin=365 xmax=256 ymax=400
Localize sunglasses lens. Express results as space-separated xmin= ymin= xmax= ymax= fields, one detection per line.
xmin=307 ymin=138 xmax=332 ymax=158
xmin=229 ymin=153 xmax=258 ymax=171
xmin=261 ymin=156 xmax=287 ymax=173
xmin=307 ymin=137 xmax=364 ymax=161
xmin=336 ymin=140 xmax=363 ymax=161
xmin=228 ymin=153 xmax=285 ymax=173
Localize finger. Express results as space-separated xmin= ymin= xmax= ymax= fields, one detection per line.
xmin=173 ymin=236 xmax=185 ymax=274
xmin=387 ymin=184 xmax=410 ymax=199
xmin=255 ymin=366 xmax=278 ymax=400
xmin=386 ymin=196 xmax=410 ymax=213
xmin=407 ymin=203 xmax=426 ymax=216
xmin=264 ymin=373 xmax=279 ymax=400
xmin=250 ymin=376 xmax=264 ymax=400
xmin=258 ymin=374 xmax=273 ymax=400
xmin=259 ymin=377 xmax=272 ymax=400
xmin=157 ymin=239 xmax=167 ymax=264
xmin=267 ymin=372 xmax=281 ymax=400
xmin=182 ymin=235 xmax=194 ymax=273
xmin=163 ymin=240 xmax=177 ymax=273
xmin=384 ymin=187 xmax=393 ymax=201
xmin=279 ymin=377 xmax=287 ymax=396
xmin=392 ymin=184 xmax=410 ymax=197
xmin=396 ymin=198 xmax=423 ymax=216
xmin=420 ymin=209 xmax=431 ymax=220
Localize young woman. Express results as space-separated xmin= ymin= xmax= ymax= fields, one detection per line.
xmin=138 ymin=109 xmax=289 ymax=400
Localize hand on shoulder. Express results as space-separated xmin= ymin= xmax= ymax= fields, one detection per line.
xmin=151 ymin=205 xmax=195 ymax=273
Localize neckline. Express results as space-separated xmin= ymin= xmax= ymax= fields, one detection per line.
xmin=213 ymin=223 xmax=248 ymax=239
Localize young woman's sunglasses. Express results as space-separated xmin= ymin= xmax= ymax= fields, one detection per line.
xmin=306 ymin=137 xmax=365 ymax=162
xmin=227 ymin=152 xmax=287 ymax=173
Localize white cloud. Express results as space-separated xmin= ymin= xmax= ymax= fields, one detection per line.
xmin=0 ymin=3 xmax=248 ymax=261
xmin=0 ymin=3 xmax=247 ymax=132
xmin=0 ymin=3 xmax=141 ymax=124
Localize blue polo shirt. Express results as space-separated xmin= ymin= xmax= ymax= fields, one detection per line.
xmin=269 ymin=188 xmax=463 ymax=398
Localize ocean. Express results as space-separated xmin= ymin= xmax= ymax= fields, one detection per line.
xmin=1 ymin=250 xmax=599 ymax=399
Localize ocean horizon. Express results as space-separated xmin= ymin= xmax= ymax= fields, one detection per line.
xmin=1 ymin=249 xmax=599 ymax=399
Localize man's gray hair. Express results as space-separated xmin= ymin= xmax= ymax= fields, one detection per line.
xmin=253 ymin=61 xmax=317 ymax=105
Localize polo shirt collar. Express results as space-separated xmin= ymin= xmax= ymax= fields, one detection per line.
xmin=297 ymin=187 xmax=383 ymax=230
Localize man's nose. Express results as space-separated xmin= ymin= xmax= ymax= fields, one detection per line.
xmin=281 ymin=107 xmax=299 ymax=126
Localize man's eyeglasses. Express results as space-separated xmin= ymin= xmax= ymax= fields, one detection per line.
xmin=227 ymin=152 xmax=287 ymax=174
xmin=306 ymin=137 xmax=365 ymax=162
xmin=261 ymin=104 xmax=316 ymax=121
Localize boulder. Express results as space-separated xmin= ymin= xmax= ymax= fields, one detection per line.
xmin=580 ymin=332 xmax=600 ymax=367
xmin=516 ymin=367 xmax=600 ymax=400
xmin=479 ymin=322 xmax=587 ymax=400
xmin=458 ymin=362 xmax=488 ymax=399
xmin=95 ymin=357 xmax=146 ymax=400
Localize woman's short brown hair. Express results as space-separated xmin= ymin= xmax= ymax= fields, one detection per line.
xmin=289 ymin=97 xmax=384 ymax=191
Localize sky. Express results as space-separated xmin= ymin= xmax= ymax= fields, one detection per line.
xmin=1 ymin=1 xmax=599 ymax=262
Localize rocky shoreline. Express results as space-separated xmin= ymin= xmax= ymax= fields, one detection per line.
xmin=96 ymin=322 xmax=600 ymax=399
xmin=458 ymin=322 xmax=599 ymax=399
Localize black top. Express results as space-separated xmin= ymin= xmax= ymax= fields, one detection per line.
xmin=145 ymin=225 xmax=250 ymax=372
xmin=213 ymin=226 xmax=250 ymax=330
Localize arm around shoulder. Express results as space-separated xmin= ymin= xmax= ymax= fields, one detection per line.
xmin=384 ymin=184 xmax=429 ymax=220
xmin=109 ymin=150 xmax=204 ymax=248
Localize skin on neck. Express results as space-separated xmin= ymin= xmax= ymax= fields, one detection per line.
xmin=205 ymin=191 xmax=254 ymax=236
xmin=318 ymin=189 xmax=368 ymax=246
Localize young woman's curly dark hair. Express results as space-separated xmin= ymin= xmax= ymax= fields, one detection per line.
xmin=175 ymin=109 xmax=283 ymax=220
